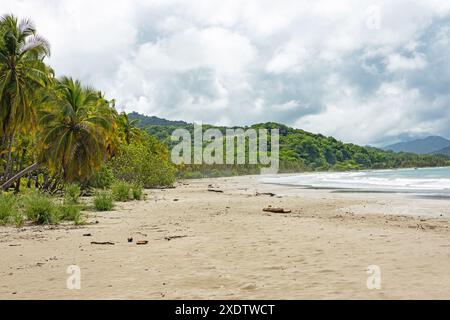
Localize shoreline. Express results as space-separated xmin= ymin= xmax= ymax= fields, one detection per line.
xmin=1 ymin=175 xmax=449 ymax=299
xmin=261 ymin=167 xmax=450 ymax=200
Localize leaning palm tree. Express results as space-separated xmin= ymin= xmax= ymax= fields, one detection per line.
xmin=38 ymin=77 xmax=113 ymax=183
xmin=0 ymin=77 xmax=115 ymax=190
xmin=0 ymin=15 xmax=52 ymax=181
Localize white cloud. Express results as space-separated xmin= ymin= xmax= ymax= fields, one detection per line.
xmin=2 ymin=0 xmax=450 ymax=144
xmin=295 ymin=81 xmax=439 ymax=145
xmin=133 ymin=27 xmax=256 ymax=75
xmin=273 ymin=100 xmax=301 ymax=111
xmin=266 ymin=41 xmax=309 ymax=74
xmin=386 ymin=53 xmax=427 ymax=72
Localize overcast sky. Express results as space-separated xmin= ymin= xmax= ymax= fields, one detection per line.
xmin=2 ymin=0 xmax=450 ymax=146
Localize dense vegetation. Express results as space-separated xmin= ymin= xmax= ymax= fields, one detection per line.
xmin=0 ymin=15 xmax=175 ymax=226
xmin=128 ymin=111 xmax=187 ymax=127
xmin=132 ymin=114 xmax=450 ymax=178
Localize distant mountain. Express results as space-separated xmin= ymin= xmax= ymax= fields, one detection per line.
xmin=140 ymin=120 xmax=450 ymax=172
xmin=433 ymin=146 xmax=450 ymax=156
xmin=128 ymin=112 xmax=188 ymax=127
xmin=384 ymin=136 xmax=450 ymax=154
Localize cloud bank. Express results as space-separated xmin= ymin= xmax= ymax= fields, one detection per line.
xmin=3 ymin=0 xmax=450 ymax=145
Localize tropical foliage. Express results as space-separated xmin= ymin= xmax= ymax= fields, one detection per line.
xmin=134 ymin=115 xmax=450 ymax=178
xmin=39 ymin=77 xmax=114 ymax=182
xmin=0 ymin=14 xmax=52 ymax=188
xmin=110 ymin=136 xmax=176 ymax=188
xmin=0 ymin=15 xmax=175 ymax=195
xmin=0 ymin=14 xmax=174 ymax=227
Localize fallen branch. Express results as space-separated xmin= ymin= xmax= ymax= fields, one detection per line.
xmin=263 ymin=207 xmax=292 ymax=214
xmin=164 ymin=235 xmax=188 ymax=241
xmin=208 ymin=189 xmax=224 ymax=193
xmin=256 ymin=192 xmax=276 ymax=197
xmin=91 ymin=241 xmax=115 ymax=245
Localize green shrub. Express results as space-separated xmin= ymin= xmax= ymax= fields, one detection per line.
xmin=64 ymin=184 xmax=81 ymax=204
xmin=23 ymin=192 xmax=59 ymax=225
xmin=0 ymin=193 xmax=16 ymax=225
xmin=112 ymin=181 xmax=132 ymax=202
xmin=58 ymin=204 xmax=84 ymax=225
xmin=93 ymin=192 xmax=114 ymax=211
xmin=88 ymin=165 xmax=114 ymax=189
xmin=110 ymin=135 xmax=176 ymax=188
xmin=11 ymin=211 xmax=24 ymax=227
xmin=131 ymin=184 xmax=144 ymax=200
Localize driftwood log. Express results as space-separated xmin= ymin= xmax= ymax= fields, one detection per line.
xmin=91 ymin=241 xmax=115 ymax=245
xmin=208 ymin=189 xmax=224 ymax=193
xmin=263 ymin=207 xmax=292 ymax=214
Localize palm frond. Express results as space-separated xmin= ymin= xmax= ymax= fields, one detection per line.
xmin=21 ymin=35 xmax=51 ymax=56
xmin=18 ymin=18 xmax=35 ymax=36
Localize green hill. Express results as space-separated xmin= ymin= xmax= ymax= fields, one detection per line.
xmin=130 ymin=113 xmax=450 ymax=177
xmin=384 ymin=136 xmax=450 ymax=154
xmin=128 ymin=112 xmax=188 ymax=127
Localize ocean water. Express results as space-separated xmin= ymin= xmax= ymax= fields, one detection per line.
xmin=262 ymin=167 xmax=450 ymax=195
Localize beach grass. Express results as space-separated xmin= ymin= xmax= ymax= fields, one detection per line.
xmin=58 ymin=204 xmax=85 ymax=225
xmin=64 ymin=184 xmax=81 ymax=204
xmin=0 ymin=193 xmax=18 ymax=225
xmin=131 ymin=184 xmax=144 ymax=200
xmin=112 ymin=181 xmax=132 ymax=202
xmin=23 ymin=192 xmax=59 ymax=225
xmin=93 ymin=191 xmax=114 ymax=211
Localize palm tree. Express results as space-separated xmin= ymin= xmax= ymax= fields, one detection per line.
xmin=0 ymin=14 xmax=52 ymax=181
xmin=118 ymin=112 xmax=142 ymax=144
xmin=38 ymin=77 xmax=113 ymax=183
xmin=0 ymin=77 xmax=114 ymax=190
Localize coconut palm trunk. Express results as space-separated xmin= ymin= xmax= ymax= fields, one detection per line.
xmin=14 ymin=146 xmax=27 ymax=193
xmin=3 ymin=132 xmax=16 ymax=180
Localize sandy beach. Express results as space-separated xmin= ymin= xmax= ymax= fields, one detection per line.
xmin=1 ymin=175 xmax=449 ymax=300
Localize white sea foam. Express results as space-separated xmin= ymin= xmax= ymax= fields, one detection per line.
xmin=262 ymin=167 xmax=450 ymax=193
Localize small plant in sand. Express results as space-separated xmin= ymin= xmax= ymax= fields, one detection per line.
xmin=58 ymin=204 xmax=85 ymax=225
xmin=131 ymin=184 xmax=144 ymax=200
xmin=11 ymin=211 xmax=24 ymax=227
xmin=64 ymin=184 xmax=81 ymax=204
xmin=112 ymin=181 xmax=132 ymax=202
xmin=23 ymin=192 xmax=59 ymax=225
xmin=93 ymin=192 xmax=114 ymax=211
xmin=0 ymin=193 xmax=21 ymax=226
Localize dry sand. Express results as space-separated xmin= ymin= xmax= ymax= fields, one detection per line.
xmin=1 ymin=175 xmax=449 ymax=299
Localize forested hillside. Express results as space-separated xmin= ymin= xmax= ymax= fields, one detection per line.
xmin=130 ymin=113 xmax=450 ymax=177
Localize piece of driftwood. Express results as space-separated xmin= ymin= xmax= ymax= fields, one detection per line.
xmin=136 ymin=240 xmax=149 ymax=245
xmin=91 ymin=241 xmax=115 ymax=245
xmin=164 ymin=235 xmax=188 ymax=241
xmin=256 ymin=192 xmax=276 ymax=197
xmin=208 ymin=189 xmax=224 ymax=193
xmin=263 ymin=207 xmax=292 ymax=214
